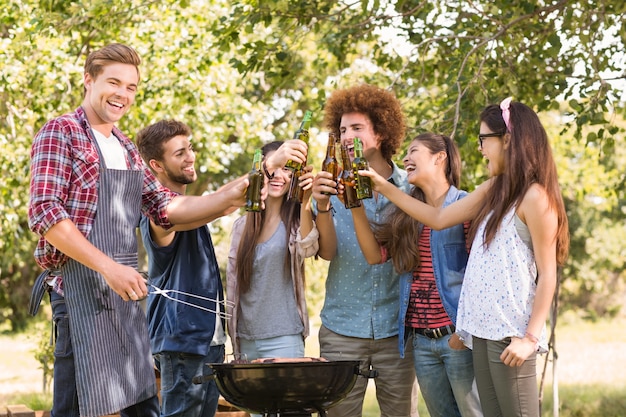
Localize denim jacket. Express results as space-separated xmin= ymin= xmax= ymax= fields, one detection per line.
xmin=398 ymin=185 xmax=469 ymax=357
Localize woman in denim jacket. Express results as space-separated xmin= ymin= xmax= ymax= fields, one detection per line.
xmin=351 ymin=132 xmax=482 ymax=417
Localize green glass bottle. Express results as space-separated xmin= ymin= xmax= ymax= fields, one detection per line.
xmin=321 ymin=132 xmax=340 ymax=195
xmin=352 ymin=137 xmax=373 ymax=200
xmin=285 ymin=110 xmax=312 ymax=171
xmin=339 ymin=143 xmax=362 ymax=209
xmin=245 ymin=149 xmax=264 ymax=212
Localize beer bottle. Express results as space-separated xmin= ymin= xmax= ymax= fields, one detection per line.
xmin=286 ymin=166 xmax=304 ymax=203
xmin=321 ymin=132 xmax=340 ymax=195
xmin=352 ymin=137 xmax=373 ymax=200
xmin=339 ymin=143 xmax=361 ymax=209
xmin=285 ymin=110 xmax=312 ymax=171
xmin=245 ymin=149 xmax=264 ymax=212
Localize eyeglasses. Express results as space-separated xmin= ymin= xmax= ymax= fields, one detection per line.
xmin=478 ymin=132 xmax=505 ymax=148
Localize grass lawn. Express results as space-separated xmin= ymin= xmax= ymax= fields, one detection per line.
xmin=2 ymin=315 xmax=626 ymax=416
xmin=362 ymin=314 xmax=626 ymax=416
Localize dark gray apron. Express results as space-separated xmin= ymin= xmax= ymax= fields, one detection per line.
xmin=63 ymin=143 xmax=156 ymax=417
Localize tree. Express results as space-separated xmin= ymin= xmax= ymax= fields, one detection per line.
xmin=0 ymin=0 xmax=277 ymax=330
xmin=1 ymin=0 xmax=625 ymax=331
xmin=202 ymin=0 xmax=626 ymax=316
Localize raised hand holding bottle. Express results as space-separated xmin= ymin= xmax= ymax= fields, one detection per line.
xmin=352 ymin=137 xmax=373 ymax=200
xmin=245 ymin=149 xmax=264 ymax=212
xmin=339 ymin=143 xmax=362 ymax=209
xmin=321 ymin=132 xmax=340 ymax=195
xmin=286 ymin=166 xmax=305 ymax=203
xmin=285 ymin=110 xmax=312 ymax=171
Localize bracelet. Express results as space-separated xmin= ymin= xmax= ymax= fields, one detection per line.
xmin=525 ymin=331 xmax=539 ymax=350
xmin=317 ymin=204 xmax=333 ymax=213
xmin=525 ymin=331 xmax=539 ymax=343
xmin=262 ymin=160 xmax=274 ymax=179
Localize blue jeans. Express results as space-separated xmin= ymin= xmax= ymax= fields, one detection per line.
xmin=50 ymin=291 xmax=159 ymax=417
xmin=411 ymin=331 xmax=482 ymax=417
xmin=238 ymin=334 xmax=304 ymax=360
xmin=155 ymin=344 xmax=225 ymax=417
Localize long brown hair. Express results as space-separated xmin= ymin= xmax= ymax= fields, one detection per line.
xmin=374 ymin=132 xmax=462 ymax=273
xmin=468 ymin=101 xmax=570 ymax=265
xmin=235 ymin=141 xmax=302 ymax=293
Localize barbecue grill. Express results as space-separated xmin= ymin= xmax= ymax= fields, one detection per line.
xmin=196 ymin=358 xmax=377 ymax=417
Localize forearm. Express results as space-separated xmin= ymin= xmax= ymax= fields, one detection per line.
xmin=315 ymin=207 xmax=337 ymax=261
xmin=166 ymin=183 xmax=243 ymax=225
xmin=527 ymin=270 xmax=557 ymax=338
xmin=351 ymin=206 xmax=382 ymax=264
xmin=378 ymin=182 xmax=446 ymax=229
xmin=369 ymin=174 xmax=491 ymax=230
xmin=43 ymin=212 xmax=147 ymax=300
xmin=299 ymin=193 xmax=314 ymax=239
xmin=169 ymin=205 xmax=239 ymax=231
xmin=43 ymin=219 xmax=116 ymax=275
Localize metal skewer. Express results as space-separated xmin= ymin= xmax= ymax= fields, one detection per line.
xmin=148 ymin=283 xmax=232 ymax=319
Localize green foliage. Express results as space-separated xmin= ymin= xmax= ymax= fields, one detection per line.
xmin=3 ymin=392 xmax=53 ymax=413
xmin=1 ymin=0 xmax=625 ymax=326
xmin=32 ymin=322 xmax=54 ymax=393
xmin=549 ymin=108 xmax=626 ymax=316
xmin=211 ymin=0 xmax=626 ymax=199
xmin=541 ymin=385 xmax=626 ymax=417
xmin=0 ymin=0 xmax=306 ymax=330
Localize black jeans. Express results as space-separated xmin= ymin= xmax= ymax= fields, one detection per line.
xmin=50 ymin=290 xmax=79 ymax=417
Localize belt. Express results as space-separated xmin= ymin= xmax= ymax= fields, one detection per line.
xmin=413 ymin=324 xmax=455 ymax=339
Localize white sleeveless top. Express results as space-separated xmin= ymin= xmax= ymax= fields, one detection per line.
xmin=456 ymin=208 xmax=547 ymax=352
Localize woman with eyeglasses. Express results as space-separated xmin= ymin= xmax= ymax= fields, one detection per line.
xmin=350 ymin=132 xmax=483 ymax=417
xmin=227 ymin=140 xmax=319 ymax=369
xmin=358 ymin=99 xmax=569 ymax=417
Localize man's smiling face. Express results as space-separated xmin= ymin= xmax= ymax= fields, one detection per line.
xmin=83 ymin=62 xmax=138 ymax=128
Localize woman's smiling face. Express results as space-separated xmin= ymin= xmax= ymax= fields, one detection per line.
xmin=478 ymin=122 xmax=506 ymax=177
xmin=402 ymin=139 xmax=442 ymax=187
xmin=264 ymin=150 xmax=292 ymax=199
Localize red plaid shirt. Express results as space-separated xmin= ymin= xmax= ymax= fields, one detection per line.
xmin=28 ymin=106 xmax=176 ymax=274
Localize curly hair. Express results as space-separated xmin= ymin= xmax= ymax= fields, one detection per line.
xmin=323 ymin=84 xmax=406 ymax=161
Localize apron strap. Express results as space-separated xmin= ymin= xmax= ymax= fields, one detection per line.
xmin=29 ymin=270 xmax=51 ymax=316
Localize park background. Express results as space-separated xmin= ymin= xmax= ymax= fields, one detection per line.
xmin=1 ymin=1 xmax=625 ymax=415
